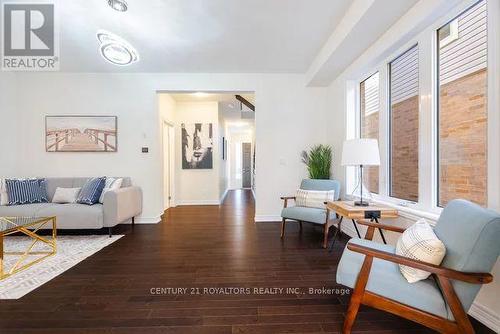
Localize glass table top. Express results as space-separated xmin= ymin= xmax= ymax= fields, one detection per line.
xmin=0 ymin=217 xmax=54 ymax=234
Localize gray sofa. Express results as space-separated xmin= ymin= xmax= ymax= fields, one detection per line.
xmin=0 ymin=177 xmax=142 ymax=235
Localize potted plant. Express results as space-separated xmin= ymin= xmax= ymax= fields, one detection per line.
xmin=301 ymin=145 xmax=332 ymax=179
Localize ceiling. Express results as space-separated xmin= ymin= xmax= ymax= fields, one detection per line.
xmin=52 ymin=0 xmax=352 ymax=72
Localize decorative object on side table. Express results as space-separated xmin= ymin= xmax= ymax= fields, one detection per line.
xmin=341 ymin=138 xmax=380 ymax=206
xmin=301 ymin=144 xmax=332 ymax=179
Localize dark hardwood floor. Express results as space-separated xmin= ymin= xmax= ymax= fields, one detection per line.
xmin=0 ymin=189 xmax=494 ymax=333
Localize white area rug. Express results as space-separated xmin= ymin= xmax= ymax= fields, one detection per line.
xmin=0 ymin=235 xmax=123 ymax=299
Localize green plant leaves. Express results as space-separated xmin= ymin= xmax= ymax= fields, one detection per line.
xmin=301 ymin=144 xmax=332 ymax=179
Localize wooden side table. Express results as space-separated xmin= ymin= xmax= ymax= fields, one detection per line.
xmin=326 ymin=201 xmax=398 ymax=251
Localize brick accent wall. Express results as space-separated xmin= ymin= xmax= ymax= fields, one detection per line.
xmin=360 ymin=81 xmax=379 ymax=194
xmin=391 ymin=95 xmax=419 ymax=202
xmin=439 ymin=68 xmax=487 ymax=207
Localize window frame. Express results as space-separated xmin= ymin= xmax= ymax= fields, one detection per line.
xmin=387 ymin=44 xmax=420 ymax=204
xmin=348 ymin=0 xmax=498 ymax=216
xmin=359 ymin=71 xmax=381 ymax=194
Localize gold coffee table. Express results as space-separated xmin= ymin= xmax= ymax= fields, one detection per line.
xmin=0 ymin=217 xmax=57 ymax=280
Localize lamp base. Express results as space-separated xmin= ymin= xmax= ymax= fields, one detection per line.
xmin=354 ymin=200 xmax=370 ymax=207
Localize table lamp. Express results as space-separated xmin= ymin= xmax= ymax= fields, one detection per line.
xmin=341 ymin=138 xmax=380 ymax=206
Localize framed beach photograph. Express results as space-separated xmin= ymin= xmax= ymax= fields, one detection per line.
xmin=45 ymin=116 xmax=117 ymax=152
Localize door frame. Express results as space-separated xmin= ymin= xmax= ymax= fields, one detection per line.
xmin=162 ymin=121 xmax=175 ymax=210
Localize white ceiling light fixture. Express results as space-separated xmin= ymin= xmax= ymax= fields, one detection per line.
xmin=107 ymin=0 xmax=128 ymax=12
xmin=193 ymin=92 xmax=209 ymax=98
xmin=97 ymin=30 xmax=139 ymax=66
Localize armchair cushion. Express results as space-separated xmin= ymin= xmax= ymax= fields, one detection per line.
xmin=295 ymin=189 xmax=335 ymax=209
xmin=337 ymin=238 xmax=453 ymax=320
xmin=281 ymin=206 xmax=327 ymax=225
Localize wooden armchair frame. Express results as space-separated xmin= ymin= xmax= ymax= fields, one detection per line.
xmin=342 ymin=222 xmax=493 ymax=334
xmin=280 ymin=196 xmax=335 ymax=248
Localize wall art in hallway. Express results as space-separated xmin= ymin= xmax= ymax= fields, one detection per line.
xmin=181 ymin=123 xmax=213 ymax=169
xmin=45 ymin=116 xmax=117 ymax=152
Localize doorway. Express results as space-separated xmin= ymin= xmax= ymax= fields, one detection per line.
xmin=242 ymin=142 xmax=252 ymax=188
xmin=163 ymin=121 xmax=174 ymax=210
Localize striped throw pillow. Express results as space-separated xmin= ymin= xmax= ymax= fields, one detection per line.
xmin=0 ymin=178 xmax=8 ymax=206
xmin=5 ymin=178 xmax=48 ymax=205
xmin=295 ymin=189 xmax=335 ymax=209
xmin=76 ymin=177 xmax=106 ymax=205
xmin=396 ymin=219 xmax=446 ymax=283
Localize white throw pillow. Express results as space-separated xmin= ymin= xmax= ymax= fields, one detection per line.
xmin=295 ymin=189 xmax=335 ymax=209
xmin=396 ymin=219 xmax=446 ymax=283
xmin=99 ymin=178 xmax=123 ymax=203
xmin=52 ymin=187 xmax=81 ymax=204
xmin=0 ymin=178 xmax=8 ymax=206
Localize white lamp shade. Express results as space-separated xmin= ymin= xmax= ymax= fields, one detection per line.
xmin=341 ymin=138 xmax=380 ymax=166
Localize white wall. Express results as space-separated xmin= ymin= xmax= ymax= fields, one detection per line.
xmin=0 ymin=72 xmax=19 ymax=176
xmin=174 ymin=101 xmax=220 ymax=205
xmin=2 ymin=72 xmax=329 ymax=224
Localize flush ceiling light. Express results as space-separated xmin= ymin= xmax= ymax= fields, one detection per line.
xmin=193 ymin=92 xmax=209 ymax=98
xmin=97 ymin=30 xmax=139 ymax=66
xmin=107 ymin=0 xmax=128 ymax=12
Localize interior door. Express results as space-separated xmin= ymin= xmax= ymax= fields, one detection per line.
xmin=242 ymin=142 xmax=252 ymax=188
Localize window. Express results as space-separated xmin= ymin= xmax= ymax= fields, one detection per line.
xmin=437 ymin=0 xmax=488 ymax=207
xmin=360 ymin=72 xmax=380 ymax=193
xmin=438 ymin=19 xmax=459 ymax=47
xmin=389 ymin=45 xmax=419 ymax=202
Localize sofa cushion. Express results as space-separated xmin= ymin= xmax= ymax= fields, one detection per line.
xmin=52 ymin=187 xmax=81 ymax=204
xmin=6 ymin=179 xmax=48 ymax=205
xmin=337 ymin=238 xmax=452 ymax=320
xmin=76 ymin=177 xmax=106 ymax=205
xmin=0 ymin=203 xmax=54 ymax=217
xmin=36 ymin=203 xmax=104 ymax=229
xmin=281 ymin=206 xmax=328 ymax=224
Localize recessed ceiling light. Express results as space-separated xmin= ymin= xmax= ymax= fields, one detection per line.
xmin=107 ymin=0 xmax=128 ymax=12
xmin=97 ymin=30 xmax=139 ymax=66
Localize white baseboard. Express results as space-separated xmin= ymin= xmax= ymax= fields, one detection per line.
xmin=469 ymin=302 xmax=500 ymax=332
xmin=254 ymin=215 xmax=281 ymax=222
xmin=176 ymin=200 xmax=220 ymax=206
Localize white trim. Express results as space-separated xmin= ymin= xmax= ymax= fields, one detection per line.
xmin=254 ymin=215 xmax=281 ymax=222
xmin=219 ymin=188 xmax=229 ymax=204
xmin=132 ymin=215 xmax=162 ymax=224
xmin=176 ymin=200 xmax=220 ymax=206
xmin=469 ymin=302 xmax=500 ymax=333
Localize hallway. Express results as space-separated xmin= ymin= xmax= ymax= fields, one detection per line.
xmin=0 ymin=190 xmax=490 ymax=333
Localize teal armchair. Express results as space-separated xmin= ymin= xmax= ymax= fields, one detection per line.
xmin=280 ymin=179 xmax=341 ymax=248
xmin=336 ymin=199 xmax=500 ymax=334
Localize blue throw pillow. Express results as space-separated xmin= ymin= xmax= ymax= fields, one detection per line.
xmin=6 ymin=178 xmax=49 ymax=205
xmin=76 ymin=177 xmax=106 ymax=205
